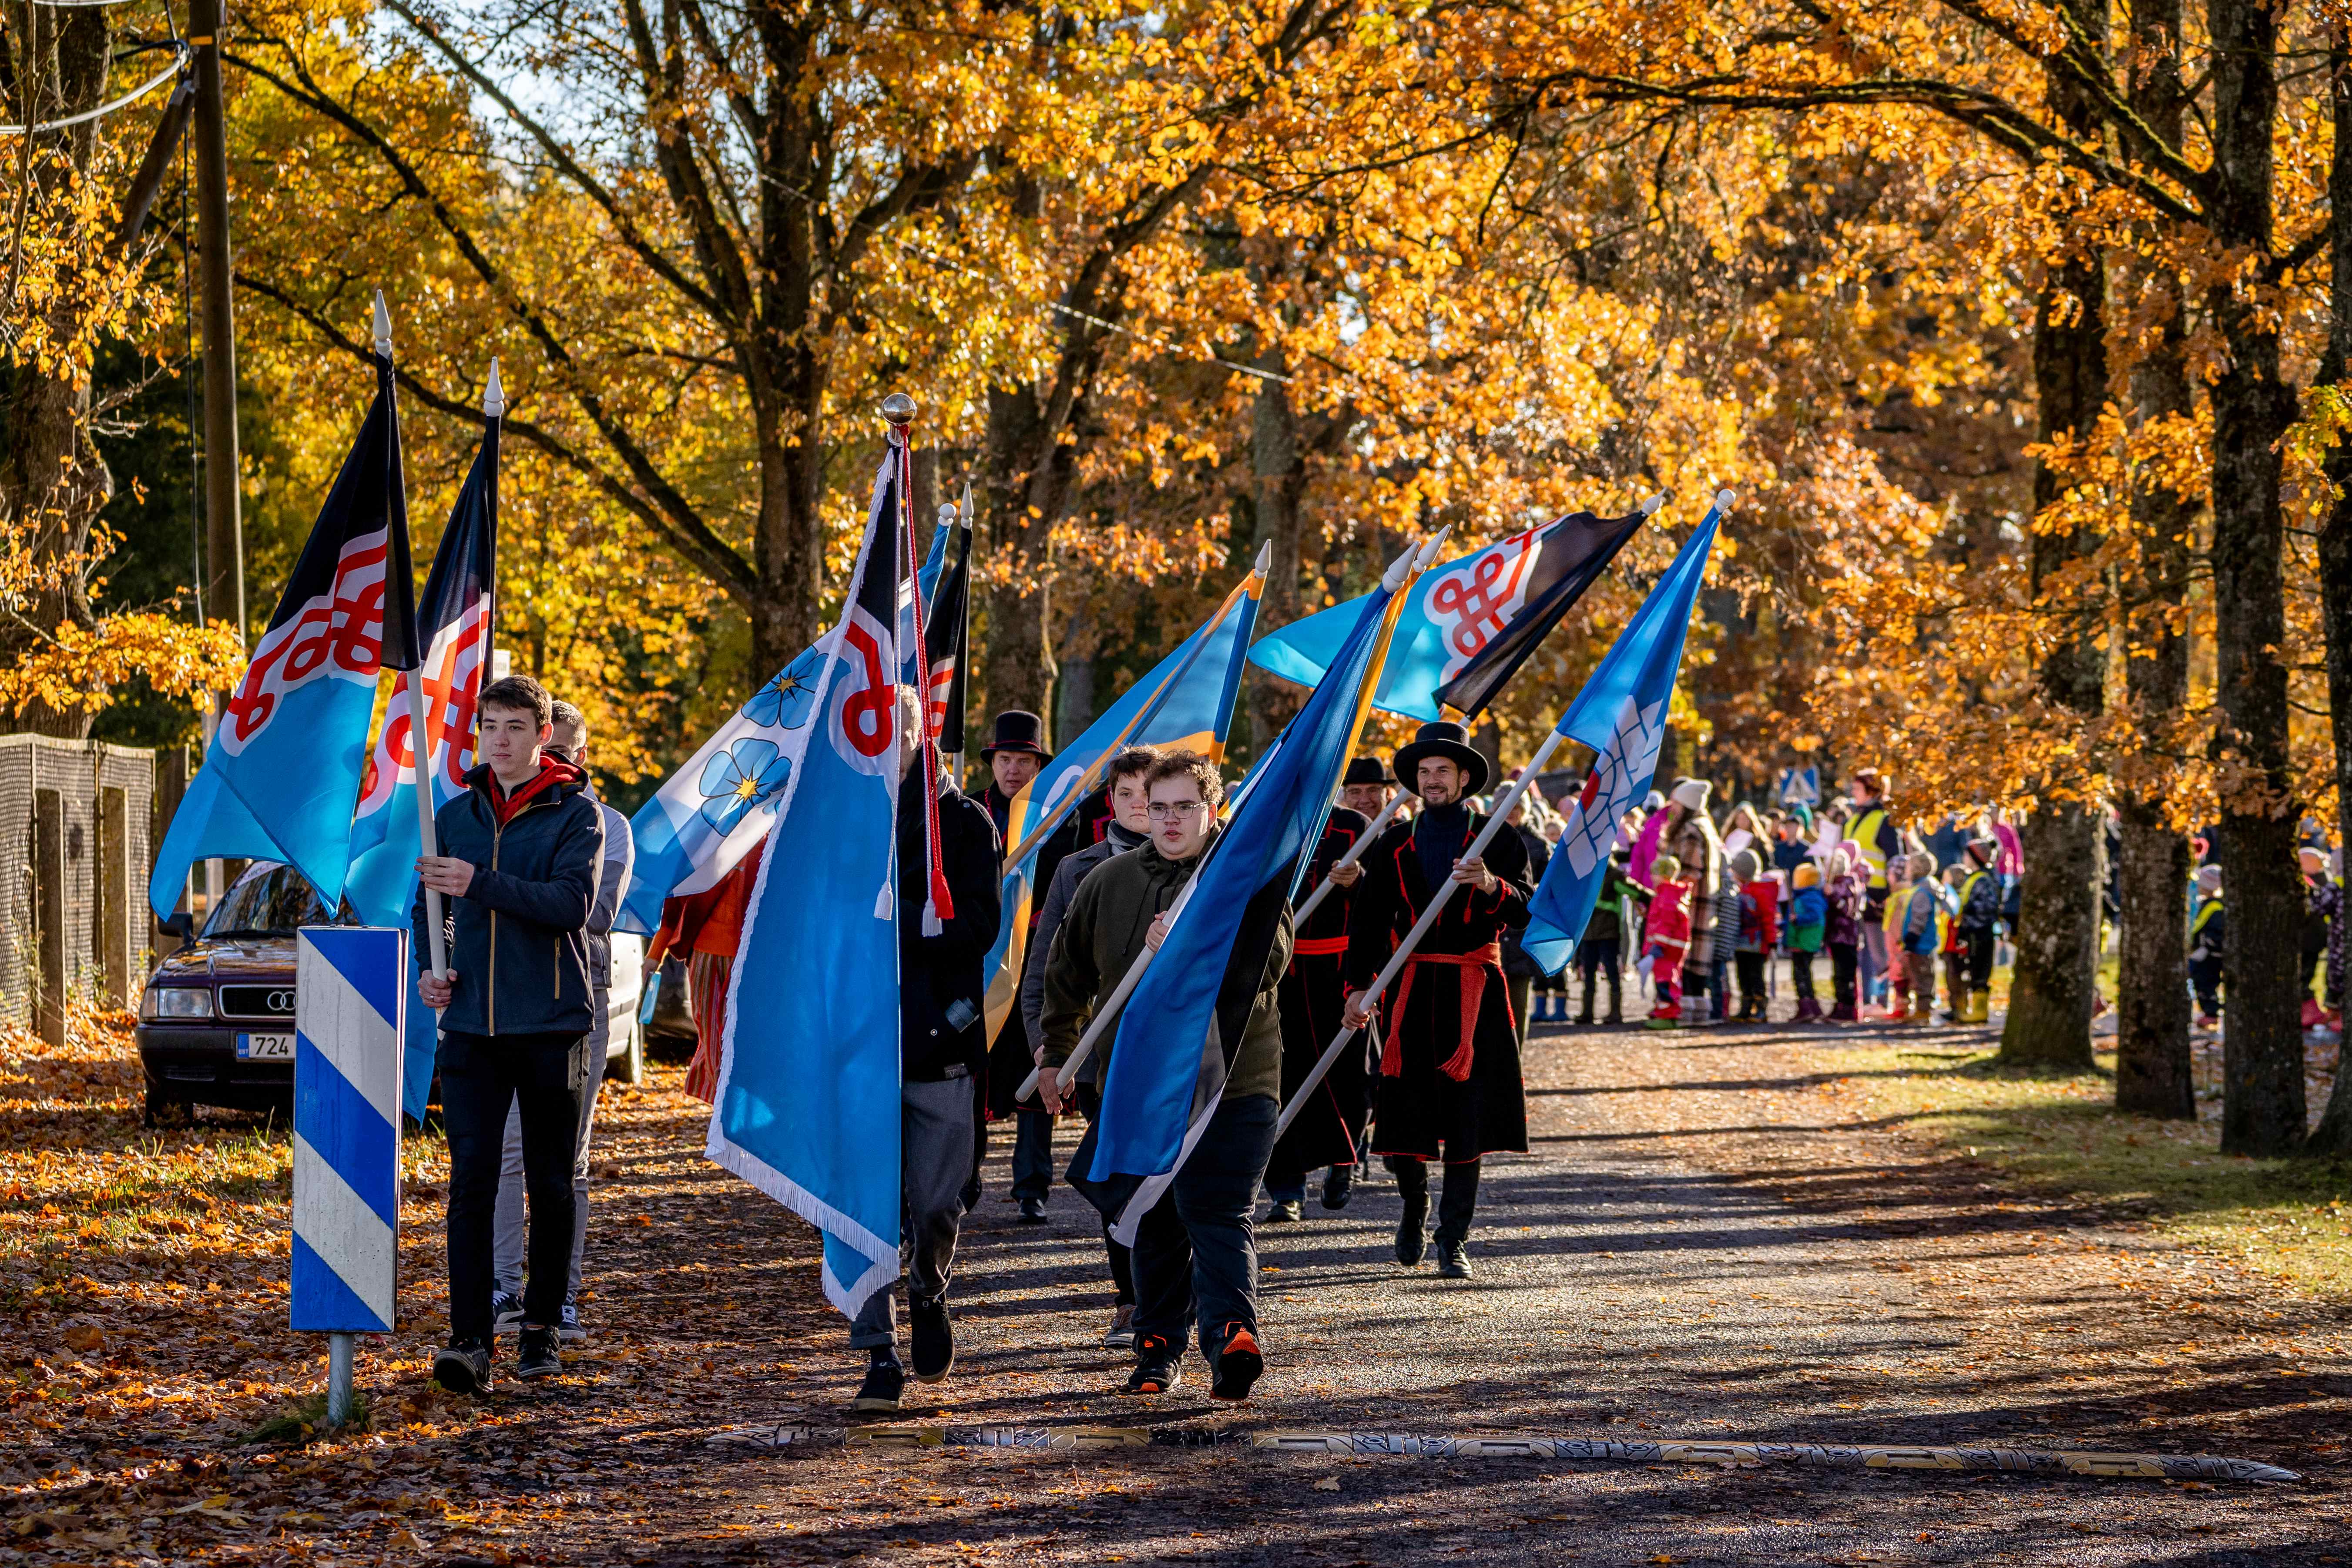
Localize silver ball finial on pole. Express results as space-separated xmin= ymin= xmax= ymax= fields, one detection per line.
xmin=881 ymin=392 xmax=917 ymax=443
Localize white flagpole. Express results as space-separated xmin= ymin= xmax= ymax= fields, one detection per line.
xmin=1271 ymin=727 xmax=1567 ymax=1140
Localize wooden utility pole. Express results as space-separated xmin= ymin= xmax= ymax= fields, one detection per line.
xmin=190 ymin=0 xmax=243 ymax=642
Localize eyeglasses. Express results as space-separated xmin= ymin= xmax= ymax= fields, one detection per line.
xmin=1146 ymin=801 xmax=1208 ymax=819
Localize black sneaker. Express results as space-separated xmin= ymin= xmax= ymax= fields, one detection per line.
xmin=433 ymin=1339 xmax=492 ymax=1394
xmin=1101 ymin=1304 xmax=1137 ymax=1350
xmin=1125 ymin=1336 xmax=1182 ymax=1395
xmin=1436 ymin=1240 xmax=1473 ymax=1279
xmin=853 ymin=1356 xmax=906 ymax=1413
xmin=1263 ymin=1199 xmax=1302 ymax=1223
xmin=1321 ymin=1167 xmax=1353 ymax=1210
xmin=1017 ymin=1197 xmax=1048 ymax=1225
xmin=557 ymin=1301 xmax=586 ymax=1343
xmin=1209 ymin=1324 xmax=1264 ymax=1403
xmin=910 ymin=1298 xmax=953 ymax=1383
xmin=517 ymin=1326 xmax=561 ymax=1379
xmin=1396 ymin=1190 xmax=1430 ymax=1267
xmin=490 ymin=1290 xmax=524 ymax=1334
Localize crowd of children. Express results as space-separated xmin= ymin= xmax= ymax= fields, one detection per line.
xmin=1499 ymin=770 xmax=2347 ymax=1038
xmin=1517 ymin=770 xmax=2016 ymax=1029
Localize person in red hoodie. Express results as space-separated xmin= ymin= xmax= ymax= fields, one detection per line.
xmin=1641 ymin=854 xmax=1691 ymax=1024
xmin=1731 ymin=848 xmax=1780 ymax=1021
xmin=413 ymin=674 xmax=604 ymax=1393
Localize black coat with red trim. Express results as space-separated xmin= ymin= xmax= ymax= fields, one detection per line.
xmin=1342 ymin=806 xmax=1534 ymax=1161
xmin=1270 ymin=807 xmax=1372 ymax=1174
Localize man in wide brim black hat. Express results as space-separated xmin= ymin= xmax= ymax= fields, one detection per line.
xmin=1339 ymin=719 xmax=1531 ymax=1281
xmin=1391 ymin=721 xmax=1490 ymax=798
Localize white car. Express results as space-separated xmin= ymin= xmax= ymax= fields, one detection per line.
xmin=602 ymin=930 xmax=647 ymax=1084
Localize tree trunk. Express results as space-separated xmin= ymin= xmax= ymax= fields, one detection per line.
xmin=1245 ymin=351 xmax=1305 ymax=756
xmin=1997 ymin=34 xmax=2109 ymax=1071
xmin=978 ymin=378 xmax=1081 ymax=730
xmin=748 ymin=16 xmax=827 ymax=679
xmin=2206 ymin=0 xmax=2305 ymax=1155
xmin=2304 ymin=28 xmax=2352 ymax=1155
xmin=2113 ymin=0 xmax=2196 ymax=1118
xmin=0 ymin=5 xmax=115 ymax=738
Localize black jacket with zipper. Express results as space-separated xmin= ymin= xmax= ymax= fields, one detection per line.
xmin=412 ymin=759 xmax=605 ymax=1046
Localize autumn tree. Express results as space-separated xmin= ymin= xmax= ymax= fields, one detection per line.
xmin=0 ymin=4 xmax=245 ymax=735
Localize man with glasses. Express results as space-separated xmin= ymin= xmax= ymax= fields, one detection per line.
xmin=1039 ymin=752 xmax=1292 ymax=1401
xmin=487 ymin=700 xmax=634 ymax=1344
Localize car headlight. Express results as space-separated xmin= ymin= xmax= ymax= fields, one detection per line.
xmin=141 ymin=985 xmax=214 ymax=1021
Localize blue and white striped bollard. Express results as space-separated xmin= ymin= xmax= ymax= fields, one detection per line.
xmin=294 ymin=926 xmax=406 ymax=1424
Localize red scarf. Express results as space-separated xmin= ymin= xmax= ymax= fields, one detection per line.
xmin=486 ymin=755 xmax=582 ymax=825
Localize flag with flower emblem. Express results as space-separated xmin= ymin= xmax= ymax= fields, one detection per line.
xmin=614 ymin=639 xmax=828 ymax=935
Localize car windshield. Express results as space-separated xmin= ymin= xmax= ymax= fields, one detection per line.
xmin=203 ymin=862 xmax=330 ymax=937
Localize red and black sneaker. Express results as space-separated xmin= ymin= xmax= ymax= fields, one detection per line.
xmin=1125 ymin=1334 xmax=1183 ymax=1395
xmin=1209 ymin=1324 xmax=1264 ymax=1402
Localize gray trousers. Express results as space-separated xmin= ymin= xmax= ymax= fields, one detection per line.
xmin=850 ymin=1074 xmax=978 ymax=1350
xmin=493 ymin=1068 xmax=600 ymax=1303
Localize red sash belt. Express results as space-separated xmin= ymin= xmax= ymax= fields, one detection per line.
xmin=1292 ymin=935 xmax=1350 ymax=956
xmin=1382 ymin=942 xmax=1504 ymax=1084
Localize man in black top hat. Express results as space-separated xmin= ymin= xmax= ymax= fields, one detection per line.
xmin=1340 ymin=722 xmax=1533 ymax=1281
xmin=1262 ymin=759 xmax=1388 ymax=1220
xmin=977 ymin=710 xmax=1050 ymax=834
xmin=975 ymin=709 xmax=1066 ymax=1222
xmin=1337 ymin=752 xmax=1401 ymax=826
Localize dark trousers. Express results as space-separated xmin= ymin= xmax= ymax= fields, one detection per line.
xmin=850 ymin=1074 xmax=978 ymax=1349
xmin=1735 ymin=951 xmax=1767 ymax=1011
xmin=1075 ymin=1083 xmax=1136 ymax=1306
xmin=1011 ymin=1108 xmax=1056 ymax=1201
xmin=1791 ymin=949 xmax=1818 ymax=1002
xmin=441 ymin=1032 xmax=584 ymax=1345
xmin=1577 ymin=940 xmax=1621 ymax=1021
xmin=1387 ymin=1153 xmax=1481 ymax=1245
xmin=1131 ymin=1093 xmax=1277 ymax=1363
xmin=2190 ymin=955 xmax=2224 ymax=1017
xmin=1962 ymin=927 xmax=1996 ymax=988
xmin=1507 ymin=974 xmax=1533 ymax=1042
xmin=1830 ymin=942 xmax=1859 ymax=1011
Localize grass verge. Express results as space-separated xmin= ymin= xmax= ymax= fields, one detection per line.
xmin=1807 ymin=1038 xmax=2352 ymax=1298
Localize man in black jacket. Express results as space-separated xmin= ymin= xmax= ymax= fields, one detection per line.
xmin=853 ymin=692 xmax=1004 ymax=1413
xmin=413 ymin=674 xmax=605 ymax=1392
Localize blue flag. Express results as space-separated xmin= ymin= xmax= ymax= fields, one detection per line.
xmin=705 ymin=442 xmax=906 ymax=1320
xmin=1090 ymin=553 xmax=1407 ymax=1209
xmin=981 ymin=563 xmax=1264 ymax=1040
xmin=1520 ymin=497 xmax=1726 ymax=976
xmin=151 ymin=352 xmax=409 ymax=917
xmin=1247 ymin=503 xmax=1650 ymax=722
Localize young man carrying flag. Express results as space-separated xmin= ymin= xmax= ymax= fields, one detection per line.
xmin=1040 ymin=541 xmax=1423 ymax=1401
xmin=702 ymin=407 xmax=998 ymax=1415
xmin=416 ymin=673 xmax=606 ymax=1391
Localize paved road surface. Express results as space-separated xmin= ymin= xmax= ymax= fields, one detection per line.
xmin=496 ymin=1016 xmax=2349 ymax=1566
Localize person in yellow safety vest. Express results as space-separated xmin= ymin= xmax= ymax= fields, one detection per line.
xmin=1946 ymin=836 xmax=2003 ymax=1024
xmin=1847 ymin=769 xmax=1903 ymax=1015
xmin=2188 ymin=863 xmax=2225 ymax=1029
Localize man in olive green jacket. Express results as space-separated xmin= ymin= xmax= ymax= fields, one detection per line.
xmin=1039 ymin=752 xmax=1291 ymax=1401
